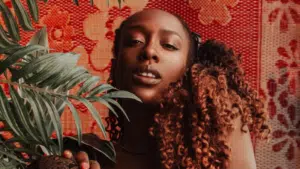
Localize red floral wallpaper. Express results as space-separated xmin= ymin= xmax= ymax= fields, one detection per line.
xmin=0 ymin=0 xmax=299 ymax=168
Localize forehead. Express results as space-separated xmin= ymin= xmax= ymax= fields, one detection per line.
xmin=123 ymin=9 xmax=188 ymax=37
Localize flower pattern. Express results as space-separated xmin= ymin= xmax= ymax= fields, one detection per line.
xmin=81 ymin=2 xmax=137 ymax=72
xmin=267 ymin=0 xmax=300 ymax=32
xmin=82 ymin=7 xmax=130 ymax=72
xmin=275 ymin=40 xmax=300 ymax=95
xmin=0 ymin=0 xmax=297 ymax=167
xmin=188 ymin=0 xmax=239 ymax=25
xmin=78 ymin=0 xmax=149 ymax=73
xmin=94 ymin=0 xmax=148 ymax=12
xmin=271 ymin=111 xmax=300 ymax=161
xmin=39 ymin=6 xmax=75 ymax=52
xmin=265 ymin=39 xmax=300 ymax=162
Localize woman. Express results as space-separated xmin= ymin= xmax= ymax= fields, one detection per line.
xmin=65 ymin=9 xmax=270 ymax=169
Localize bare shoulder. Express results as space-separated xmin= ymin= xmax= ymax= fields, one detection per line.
xmin=227 ymin=115 xmax=257 ymax=169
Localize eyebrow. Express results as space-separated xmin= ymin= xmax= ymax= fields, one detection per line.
xmin=124 ymin=25 xmax=183 ymax=40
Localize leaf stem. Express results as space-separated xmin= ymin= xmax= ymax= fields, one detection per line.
xmin=0 ymin=79 xmax=67 ymax=97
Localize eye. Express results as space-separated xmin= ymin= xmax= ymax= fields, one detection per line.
xmin=131 ymin=39 xmax=143 ymax=45
xmin=163 ymin=43 xmax=178 ymax=51
xmin=126 ymin=39 xmax=144 ymax=47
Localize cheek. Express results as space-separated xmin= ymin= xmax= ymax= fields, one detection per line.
xmin=113 ymin=50 xmax=139 ymax=89
xmin=161 ymin=56 xmax=187 ymax=83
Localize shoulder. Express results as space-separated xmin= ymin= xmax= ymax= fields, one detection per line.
xmin=227 ymin=116 xmax=257 ymax=169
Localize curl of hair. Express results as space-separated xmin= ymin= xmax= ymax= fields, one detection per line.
xmin=150 ymin=40 xmax=270 ymax=169
xmin=197 ymin=40 xmax=271 ymax=139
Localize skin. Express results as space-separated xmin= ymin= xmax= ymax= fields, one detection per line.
xmin=64 ymin=9 xmax=257 ymax=169
xmin=113 ymin=9 xmax=190 ymax=105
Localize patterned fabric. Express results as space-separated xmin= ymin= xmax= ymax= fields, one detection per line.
xmin=0 ymin=0 xmax=299 ymax=168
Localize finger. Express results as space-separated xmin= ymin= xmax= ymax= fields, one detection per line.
xmin=63 ymin=150 xmax=73 ymax=159
xmin=90 ymin=160 xmax=101 ymax=169
xmin=80 ymin=162 xmax=90 ymax=169
xmin=75 ymin=151 xmax=89 ymax=163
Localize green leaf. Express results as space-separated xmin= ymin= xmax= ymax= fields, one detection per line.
xmin=103 ymin=91 xmax=142 ymax=103
xmin=13 ymin=148 xmax=42 ymax=156
xmin=64 ymin=99 xmax=82 ymax=144
xmin=27 ymin=27 xmax=49 ymax=55
xmin=38 ymin=66 xmax=71 ymax=89
xmin=22 ymin=89 xmax=49 ymax=146
xmin=25 ymin=61 xmax=65 ymax=85
xmin=21 ymin=52 xmax=79 ymax=85
xmin=9 ymin=86 xmax=41 ymax=144
xmin=24 ymin=52 xmax=79 ymax=85
xmin=105 ymin=98 xmax=129 ymax=121
xmin=64 ymin=73 xmax=91 ymax=91
xmin=0 ymin=86 xmax=26 ymax=142
xmin=12 ymin=62 xmax=27 ymax=67
xmin=86 ymin=84 xmax=116 ymax=98
xmin=26 ymin=0 xmax=39 ymax=22
xmin=0 ymin=148 xmax=26 ymax=168
xmin=56 ymin=52 xmax=80 ymax=67
xmin=0 ymin=0 xmax=20 ymax=41
xmin=0 ymin=126 xmax=13 ymax=132
xmin=77 ymin=76 xmax=100 ymax=96
xmin=0 ymin=25 xmax=16 ymax=47
xmin=11 ymin=53 xmax=57 ymax=82
xmin=54 ymin=97 xmax=66 ymax=117
xmin=0 ymin=45 xmax=46 ymax=74
xmin=51 ymin=66 xmax=87 ymax=89
xmin=90 ymin=97 xmax=118 ymax=118
xmin=4 ymin=137 xmax=23 ymax=144
xmin=0 ymin=149 xmax=26 ymax=164
xmin=41 ymin=95 xmax=62 ymax=155
xmin=0 ymin=45 xmax=22 ymax=55
xmin=11 ymin=0 xmax=34 ymax=31
xmin=70 ymin=96 xmax=107 ymax=139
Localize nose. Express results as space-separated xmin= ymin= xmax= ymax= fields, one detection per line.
xmin=138 ymin=41 xmax=160 ymax=63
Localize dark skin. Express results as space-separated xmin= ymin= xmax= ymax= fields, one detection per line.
xmin=111 ymin=9 xmax=190 ymax=163
xmin=65 ymin=9 xmax=256 ymax=169
xmin=64 ymin=9 xmax=191 ymax=169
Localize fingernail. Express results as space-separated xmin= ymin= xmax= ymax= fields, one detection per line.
xmin=63 ymin=150 xmax=72 ymax=159
xmin=80 ymin=162 xmax=90 ymax=169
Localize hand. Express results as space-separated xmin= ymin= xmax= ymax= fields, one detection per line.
xmin=63 ymin=150 xmax=101 ymax=169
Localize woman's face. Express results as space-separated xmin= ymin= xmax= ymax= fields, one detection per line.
xmin=114 ymin=9 xmax=190 ymax=105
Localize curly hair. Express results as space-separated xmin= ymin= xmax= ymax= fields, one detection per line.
xmin=105 ymin=14 xmax=270 ymax=169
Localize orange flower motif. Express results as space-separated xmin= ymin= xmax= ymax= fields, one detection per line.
xmin=39 ymin=6 xmax=75 ymax=52
xmin=189 ymin=0 xmax=239 ymax=25
xmin=275 ymin=40 xmax=299 ymax=99
xmin=93 ymin=0 xmax=148 ymax=12
xmin=79 ymin=0 xmax=148 ymax=72
xmin=267 ymin=0 xmax=300 ymax=32
xmin=264 ymin=39 xmax=300 ymax=162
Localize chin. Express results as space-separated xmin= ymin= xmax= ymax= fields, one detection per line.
xmin=130 ymin=87 xmax=162 ymax=106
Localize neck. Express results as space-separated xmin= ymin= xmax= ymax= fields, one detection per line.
xmin=119 ymin=100 xmax=158 ymax=154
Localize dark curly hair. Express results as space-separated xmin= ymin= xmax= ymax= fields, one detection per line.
xmin=105 ymin=13 xmax=270 ymax=169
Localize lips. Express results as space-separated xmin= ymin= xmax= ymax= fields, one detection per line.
xmin=132 ymin=65 xmax=162 ymax=86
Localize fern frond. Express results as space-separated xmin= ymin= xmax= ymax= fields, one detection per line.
xmin=0 ymin=27 xmax=141 ymax=166
xmin=0 ymin=0 xmax=120 ymax=46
